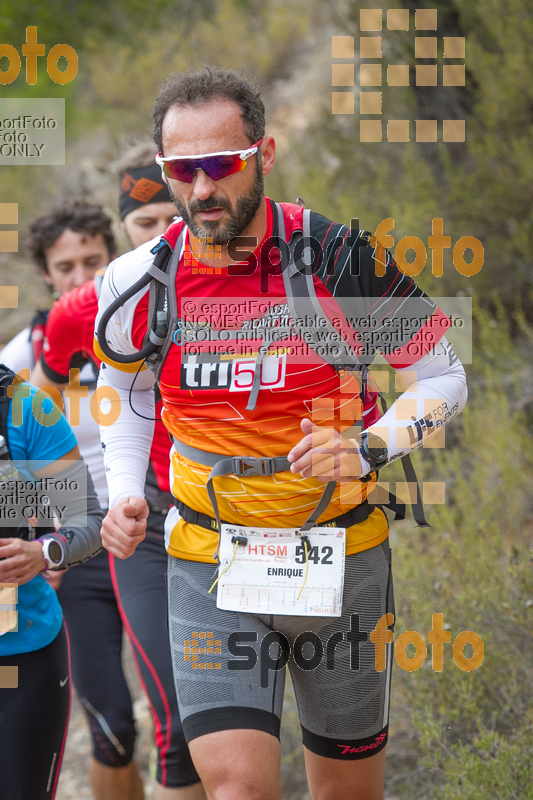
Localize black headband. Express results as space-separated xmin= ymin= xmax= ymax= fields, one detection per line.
xmin=119 ymin=163 xmax=172 ymax=220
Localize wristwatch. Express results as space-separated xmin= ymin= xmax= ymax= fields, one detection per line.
xmin=38 ymin=537 xmax=66 ymax=570
xmin=360 ymin=431 xmax=388 ymax=472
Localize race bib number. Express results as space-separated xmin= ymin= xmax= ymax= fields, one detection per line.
xmin=216 ymin=524 xmax=346 ymax=617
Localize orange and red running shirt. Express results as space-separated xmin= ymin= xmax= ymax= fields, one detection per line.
xmin=94 ymin=199 xmax=450 ymax=563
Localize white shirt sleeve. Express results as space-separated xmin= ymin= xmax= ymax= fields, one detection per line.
xmin=94 ymin=243 xmax=160 ymax=507
xmin=97 ymin=363 xmax=156 ymax=507
xmin=357 ymin=336 xmax=467 ymax=475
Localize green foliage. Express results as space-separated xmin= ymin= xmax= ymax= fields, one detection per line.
xmin=0 ymin=0 xmax=217 ymax=50
xmin=284 ymin=0 xmax=533 ymax=315
xmin=75 ymin=0 xmax=310 ymax=138
xmin=438 ymin=0 xmax=533 ymax=310
xmin=419 ymin=719 xmax=533 ymax=800
xmin=388 ymin=308 xmax=533 ymax=796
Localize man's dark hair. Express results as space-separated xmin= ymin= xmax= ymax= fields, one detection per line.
xmin=153 ymin=66 xmax=265 ymax=153
xmin=28 ymin=199 xmax=117 ymax=273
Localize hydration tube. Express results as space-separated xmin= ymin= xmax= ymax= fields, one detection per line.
xmin=96 ymin=242 xmax=170 ymax=364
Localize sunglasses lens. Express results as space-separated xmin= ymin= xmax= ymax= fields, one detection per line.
xmin=162 ymin=160 xmax=197 ymax=184
xmin=162 ymin=153 xmax=250 ymax=183
xmin=203 ymin=154 xmax=247 ymax=181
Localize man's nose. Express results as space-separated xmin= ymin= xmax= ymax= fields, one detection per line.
xmin=72 ymin=264 xmax=91 ymax=288
xmin=192 ymin=169 xmax=218 ymax=201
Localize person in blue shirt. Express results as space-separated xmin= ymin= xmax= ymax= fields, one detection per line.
xmin=0 ymin=366 xmax=103 ymax=800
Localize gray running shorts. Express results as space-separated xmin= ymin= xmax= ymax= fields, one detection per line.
xmin=167 ymin=540 xmax=394 ymax=760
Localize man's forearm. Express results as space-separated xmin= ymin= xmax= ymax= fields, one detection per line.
xmin=361 ymin=336 xmax=467 ymax=470
xmin=97 ymin=364 xmax=155 ymax=506
xmin=43 ymin=460 xmax=104 ymax=568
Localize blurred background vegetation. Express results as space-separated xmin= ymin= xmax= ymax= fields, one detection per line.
xmin=1 ymin=0 xmax=532 ymax=797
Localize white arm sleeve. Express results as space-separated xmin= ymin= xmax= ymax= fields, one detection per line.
xmin=357 ymin=336 xmax=467 ymax=476
xmin=98 ymin=364 xmax=156 ymax=507
xmin=95 ymin=243 xmax=160 ymax=507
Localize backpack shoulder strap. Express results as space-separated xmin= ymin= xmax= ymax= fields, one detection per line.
xmin=276 ymin=204 xmax=429 ymax=528
xmin=276 ymin=202 xmax=362 ymax=374
xmin=143 ymin=229 xmax=187 ymax=381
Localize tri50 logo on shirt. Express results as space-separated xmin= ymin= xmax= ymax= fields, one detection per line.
xmin=180 ymin=353 xmax=287 ymax=392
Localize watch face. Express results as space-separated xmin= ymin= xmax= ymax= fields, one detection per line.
xmin=364 ymin=433 xmax=388 ymax=465
xmin=366 ymin=432 xmax=387 ymax=451
xmin=47 ymin=540 xmax=62 ymax=564
xmin=369 ymin=445 xmax=388 ymax=462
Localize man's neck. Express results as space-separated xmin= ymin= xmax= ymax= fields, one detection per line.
xmin=188 ymin=197 xmax=269 ymax=269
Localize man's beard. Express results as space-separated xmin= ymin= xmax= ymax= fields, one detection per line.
xmin=167 ymin=156 xmax=264 ymax=245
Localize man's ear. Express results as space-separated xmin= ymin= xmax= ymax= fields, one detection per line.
xmin=260 ymin=135 xmax=276 ymax=177
xmin=41 ymin=270 xmax=53 ymax=287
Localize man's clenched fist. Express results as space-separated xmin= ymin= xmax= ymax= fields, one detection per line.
xmin=101 ymin=497 xmax=149 ymax=559
xmin=288 ymin=418 xmax=364 ymax=482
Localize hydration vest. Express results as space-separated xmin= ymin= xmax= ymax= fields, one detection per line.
xmin=96 ymin=202 xmax=428 ymax=554
xmin=143 ymin=203 xmax=427 ymax=529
